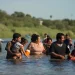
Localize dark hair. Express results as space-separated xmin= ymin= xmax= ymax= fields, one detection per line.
xmin=21 ymin=37 xmax=28 ymax=44
xmin=56 ymin=33 xmax=64 ymax=41
xmin=65 ymin=34 xmax=69 ymax=36
xmin=31 ymin=34 xmax=39 ymax=42
xmin=47 ymin=37 xmax=52 ymax=43
xmin=44 ymin=33 xmax=47 ymax=36
xmin=13 ymin=33 xmax=21 ymax=40
xmin=47 ymin=35 xmax=50 ymax=38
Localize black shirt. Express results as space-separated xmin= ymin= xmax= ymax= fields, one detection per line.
xmin=50 ymin=41 xmax=70 ymax=59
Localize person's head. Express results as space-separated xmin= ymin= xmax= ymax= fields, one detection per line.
xmin=44 ymin=33 xmax=47 ymax=38
xmin=56 ymin=33 xmax=65 ymax=43
xmin=47 ymin=38 xmax=52 ymax=45
xmin=65 ymin=34 xmax=70 ymax=39
xmin=31 ymin=34 xmax=40 ymax=43
xmin=13 ymin=33 xmax=21 ymax=42
xmin=47 ymin=35 xmax=50 ymax=38
xmin=21 ymin=37 xmax=28 ymax=46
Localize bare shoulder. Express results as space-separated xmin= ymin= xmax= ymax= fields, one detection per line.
xmin=7 ymin=41 xmax=12 ymax=46
xmin=5 ymin=41 xmax=11 ymax=50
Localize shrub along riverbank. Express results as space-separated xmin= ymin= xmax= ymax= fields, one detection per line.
xmin=0 ymin=24 xmax=75 ymax=39
xmin=0 ymin=9 xmax=75 ymax=39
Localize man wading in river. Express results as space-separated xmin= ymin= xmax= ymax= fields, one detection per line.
xmin=50 ymin=33 xmax=71 ymax=59
xmin=5 ymin=33 xmax=22 ymax=59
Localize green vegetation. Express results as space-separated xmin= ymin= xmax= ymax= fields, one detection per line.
xmin=0 ymin=9 xmax=75 ymax=38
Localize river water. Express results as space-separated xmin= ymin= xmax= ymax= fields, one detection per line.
xmin=0 ymin=39 xmax=75 ymax=75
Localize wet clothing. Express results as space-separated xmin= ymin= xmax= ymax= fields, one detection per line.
xmin=64 ymin=39 xmax=72 ymax=50
xmin=12 ymin=42 xmax=23 ymax=53
xmin=71 ymin=49 xmax=75 ymax=56
xmin=5 ymin=41 xmax=15 ymax=59
xmin=44 ymin=44 xmax=51 ymax=55
xmin=50 ymin=41 xmax=70 ymax=59
xmin=5 ymin=41 xmax=22 ymax=59
xmin=28 ymin=42 xmax=45 ymax=55
xmin=64 ymin=39 xmax=70 ymax=46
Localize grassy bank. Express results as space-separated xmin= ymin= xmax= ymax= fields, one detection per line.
xmin=0 ymin=24 xmax=75 ymax=39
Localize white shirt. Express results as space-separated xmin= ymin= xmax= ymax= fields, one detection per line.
xmin=12 ymin=42 xmax=23 ymax=52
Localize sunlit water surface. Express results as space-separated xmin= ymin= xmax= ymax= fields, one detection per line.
xmin=0 ymin=39 xmax=75 ymax=75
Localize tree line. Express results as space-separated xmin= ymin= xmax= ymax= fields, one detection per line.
xmin=0 ymin=9 xmax=75 ymax=34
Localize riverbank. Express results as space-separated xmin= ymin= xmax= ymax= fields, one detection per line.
xmin=0 ymin=24 xmax=75 ymax=38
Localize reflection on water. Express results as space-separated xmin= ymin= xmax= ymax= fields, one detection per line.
xmin=0 ymin=39 xmax=75 ymax=75
xmin=1 ymin=55 xmax=75 ymax=75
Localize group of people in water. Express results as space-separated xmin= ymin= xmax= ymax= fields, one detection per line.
xmin=4 ymin=32 xmax=75 ymax=60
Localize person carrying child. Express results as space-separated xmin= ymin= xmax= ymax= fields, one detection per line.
xmin=5 ymin=33 xmax=30 ymax=59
